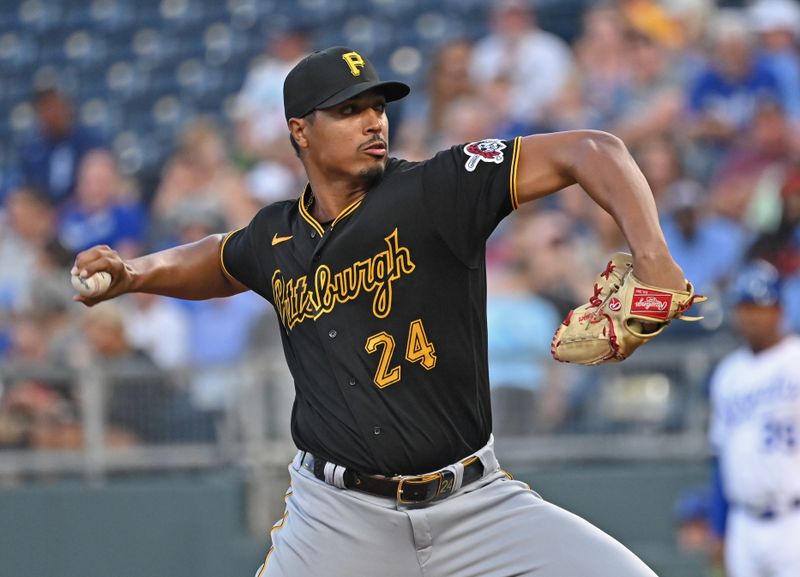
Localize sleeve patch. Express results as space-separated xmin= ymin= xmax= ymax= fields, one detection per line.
xmin=463 ymin=139 xmax=506 ymax=172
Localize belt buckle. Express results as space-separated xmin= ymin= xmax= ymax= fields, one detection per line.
xmin=396 ymin=473 xmax=439 ymax=504
xmin=396 ymin=469 xmax=457 ymax=505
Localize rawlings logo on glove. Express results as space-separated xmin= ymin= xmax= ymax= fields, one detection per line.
xmin=551 ymin=253 xmax=707 ymax=365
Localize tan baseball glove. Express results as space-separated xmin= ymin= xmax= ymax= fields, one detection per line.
xmin=550 ymin=253 xmax=706 ymax=365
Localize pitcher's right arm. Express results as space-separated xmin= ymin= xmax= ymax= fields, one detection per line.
xmin=72 ymin=235 xmax=248 ymax=307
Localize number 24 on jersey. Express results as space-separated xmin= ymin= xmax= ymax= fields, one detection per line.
xmin=365 ymin=319 xmax=436 ymax=388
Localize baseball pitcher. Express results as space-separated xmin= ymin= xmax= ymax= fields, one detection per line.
xmin=72 ymin=47 xmax=703 ymax=576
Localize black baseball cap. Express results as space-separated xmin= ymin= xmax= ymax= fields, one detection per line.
xmin=283 ymin=46 xmax=410 ymax=120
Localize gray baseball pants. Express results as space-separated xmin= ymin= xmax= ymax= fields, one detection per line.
xmin=254 ymin=438 xmax=658 ymax=577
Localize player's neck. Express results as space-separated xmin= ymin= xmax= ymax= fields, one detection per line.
xmin=305 ymin=175 xmax=371 ymax=224
xmin=749 ymin=332 xmax=785 ymax=354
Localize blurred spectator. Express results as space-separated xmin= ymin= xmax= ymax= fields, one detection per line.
xmin=0 ymin=304 xmax=80 ymax=451
xmin=25 ymin=279 xmax=78 ymax=366
xmin=686 ymin=9 xmax=781 ymax=176
xmin=470 ymin=0 xmax=573 ymax=130
xmin=83 ymin=303 xmax=215 ymax=445
xmin=58 ymin=150 xmax=147 ymax=258
xmin=0 ymin=186 xmax=58 ymax=356
xmin=245 ymin=158 xmax=302 ymax=206
xmin=620 ymin=0 xmax=682 ymax=49
xmin=672 ymin=486 xmax=723 ymax=575
xmin=174 ymin=210 xmax=267 ymax=418
xmin=397 ymin=39 xmax=475 ymax=158
xmin=17 ymin=88 xmax=105 ymax=205
xmin=182 ymin=295 xmax=266 ymax=416
xmin=581 ymin=203 xmax=631 ymax=269
xmin=747 ymin=164 xmax=800 ymax=275
xmin=609 ymin=30 xmax=683 ymax=147
xmin=233 ymin=28 xmax=310 ymax=161
xmin=507 ymin=209 xmax=593 ymax=319
xmin=434 ymin=97 xmax=497 ymax=150
xmin=665 ymin=0 xmax=715 ymax=55
xmin=709 ymin=101 xmax=792 ymax=226
xmin=487 ymin=248 xmax=567 ymax=435
xmin=152 ymin=118 xmax=259 ymax=240
xmin=8 ymin=311 xmax=57 ymax=365
xmin=571 ymin=3 xmax=631 ymax=129
xmin=3 ymin=269 xmax=78 ymax=368
xmin=673 ymin=486 xmax=711 ymax=552
xmin=0 ymin=186 xmax=56 ymax=304
xmin=660 ymin=179 xmax=749 ymax=295
xmin=747 ymin=165 xmax=800 ymax=331
xmin=232 ymin=28 xmax=309 ymax=205
xmin=543 ymin=71 xmax=593 ymax=132
xmin=664 ymin=0 xmax=718 ymax=100
xmin=123 ymin=293 xmax=190 ymax=374
xmin=748 ymin=0 xmax=800 ymax=124
xmin=633 ymin=134 xmax=684 ymax=209
xmin=0 ymin=380 xmax=81 ymax=451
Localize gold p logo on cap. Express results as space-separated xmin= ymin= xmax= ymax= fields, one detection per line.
xmin=342 ymin=51 xmax=366 ymax=76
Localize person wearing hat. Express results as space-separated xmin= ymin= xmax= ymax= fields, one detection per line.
xmin=73 ymin=46 xmax=692 ymax=576
xmin=748 ymin=0 xmax=800 ymax=123
xmin=708 ymin=260 xmax=800 ymax=577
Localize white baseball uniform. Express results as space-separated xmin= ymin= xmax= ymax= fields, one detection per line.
xmin=709 ymin=334 xmax=800 ymax=577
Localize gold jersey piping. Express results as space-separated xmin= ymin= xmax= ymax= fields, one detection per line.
xmin=219 ymin=227 xmax=246 ymax=281
xmin=509 ymin=136 xmax=522 ymax=210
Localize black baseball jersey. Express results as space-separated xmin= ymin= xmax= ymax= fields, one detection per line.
xmin=222 ymin=137 xmax=522 ymax=475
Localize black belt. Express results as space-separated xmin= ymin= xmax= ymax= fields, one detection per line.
xmin=303 ymin=453 xmax=485 ymax=505
xmin=738 ymin=497 xmax=800 ymax=520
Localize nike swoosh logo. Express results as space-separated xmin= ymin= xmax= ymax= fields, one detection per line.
xmin=272 ymin=233 xmax=293 ymax=246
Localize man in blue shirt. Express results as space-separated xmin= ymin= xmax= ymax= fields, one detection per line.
xmin=18 ymin=88 xmax=105 ymax=205
xmin=686 ymin=10 xmax=783 ymax=181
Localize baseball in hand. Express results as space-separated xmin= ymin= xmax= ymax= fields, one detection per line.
xmin=71 ymin=271 xmax=112 ymax=297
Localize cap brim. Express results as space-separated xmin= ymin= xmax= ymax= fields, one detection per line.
xmin=316 ymin=80 xmax=410 ymax=110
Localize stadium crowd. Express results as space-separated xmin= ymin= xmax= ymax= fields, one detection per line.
xmin=1 ymin=0 xmax=799 ymax=449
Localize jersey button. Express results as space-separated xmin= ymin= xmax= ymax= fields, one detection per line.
xmin=348 ymin=378 xmax=356 ymax=386
xmin=328 ymin=329 xmax=337 ymax=338
xmin=313 ymin=254 xmax=320 ymax=262
xmin=310 ymin=230 xmax=316 ymax=239
xmin=373 ymin=426 xmax=381 ymax=435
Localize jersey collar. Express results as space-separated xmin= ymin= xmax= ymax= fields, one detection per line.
xmin=298 ymin=183 xmax=365 ymax=235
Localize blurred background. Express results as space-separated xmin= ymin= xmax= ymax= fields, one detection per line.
xmin=1 ymin=0 xmax=799 ymax=575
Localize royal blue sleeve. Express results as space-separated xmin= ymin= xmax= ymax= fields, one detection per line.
xmin=709 ymin=457 xmax=729 ymax=538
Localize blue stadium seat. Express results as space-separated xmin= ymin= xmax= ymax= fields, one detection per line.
xmin=17 ymin=0 xmax=65 ymax=33
xmin=174 ymin=57 xmax=219 ymax=97
xmin=79 ymin=96 xmax=124 ymax=136
xmin=148 ymin=59 xmax=184 ymax=94
xmin=104 ymin=60 xmax=149 ymax=102
xmin=0 ymin=0 xmax=588 ymax=181
xmin=62 ymin=3 xmax=95 ymax=28
xmin=133 ymin=0 xmax=164 ymax=27
xmin=64 ymin=29 xmax=109 ymax=68
xmin=88 ymin=0 xmax=136 ymax=32
xmin=130 ymin=26 xmax=179 ymax=69
xmin=7 ymin=100 xmax=36 ymax=139
xmin=157 ymin=0 xmax=208 ymax=30
xmin=37 ymin=29 xmax=72 ymax=65
xmin=202 ymin=22 xmax=250 ymax=68
xmin=150 ymin=93 xmax=185 ymax=128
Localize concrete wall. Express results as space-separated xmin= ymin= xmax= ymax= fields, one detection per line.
xmin=0 ymin=462 xmax=710 ymax=577
xmin=0 ymin=472 xmax=266 ymax=577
